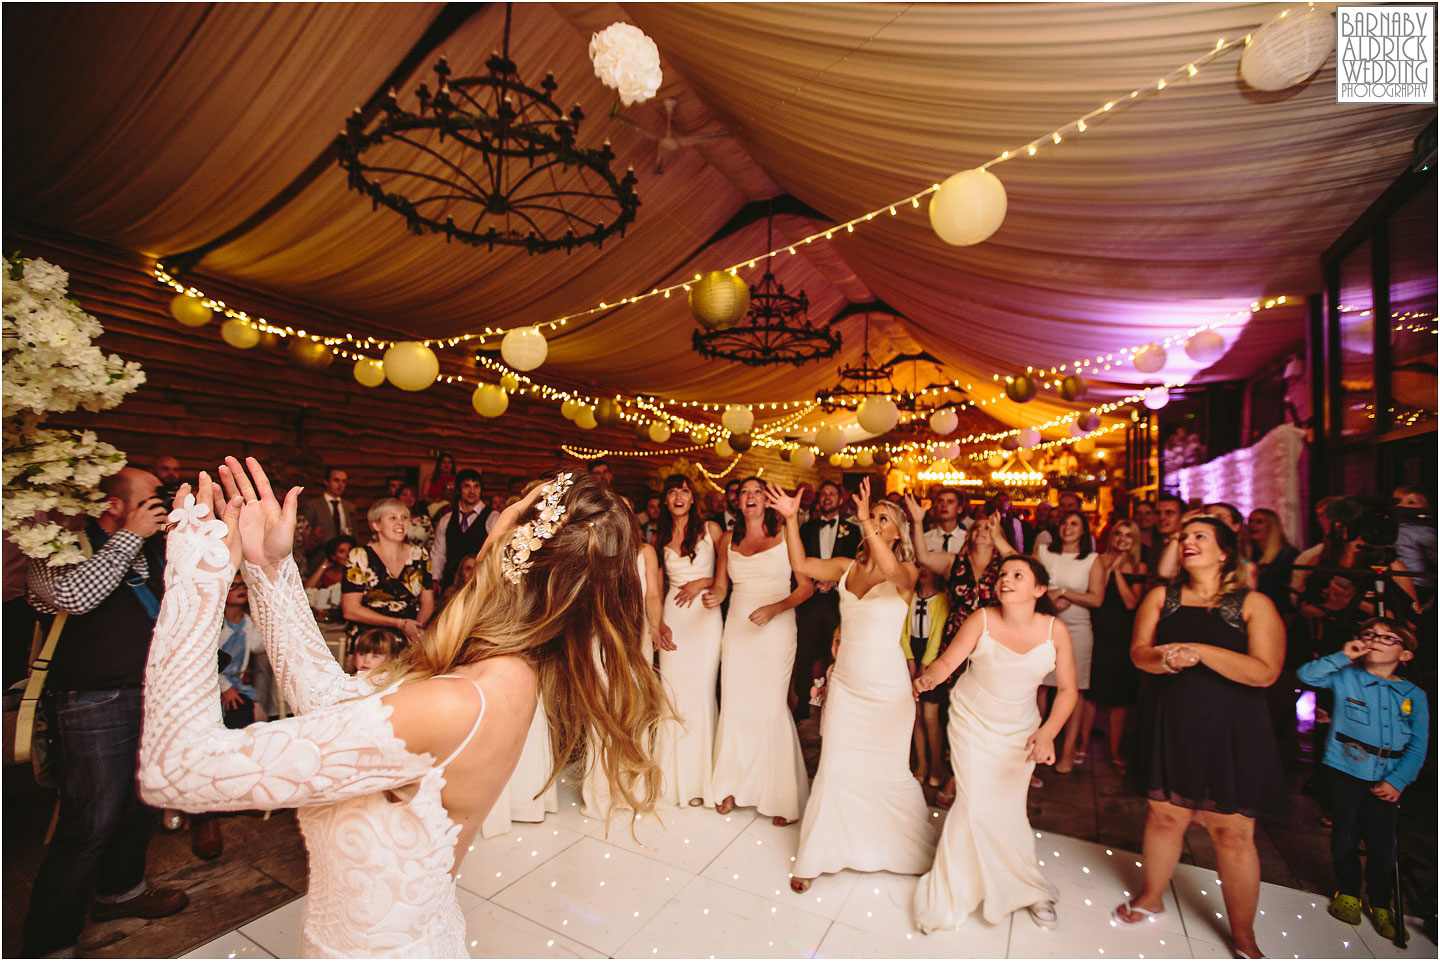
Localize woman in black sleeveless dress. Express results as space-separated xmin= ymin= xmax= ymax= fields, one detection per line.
xmin=1088 ymin=520 xmax=1145 ymax=769
xmin=1113 ymin=518 xmax=1286 ymax=961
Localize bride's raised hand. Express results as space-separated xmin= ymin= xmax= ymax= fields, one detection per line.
xmin=170 ymin=472 xmax=244 ymax=570
xmin=218 ymin=456 xmax=301 ymax=573
xmin=763 ymin=481 xmax=800 ymax=519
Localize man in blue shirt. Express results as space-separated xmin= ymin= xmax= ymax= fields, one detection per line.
xmin=1297 ymin=618 xmax=1428 ymax=940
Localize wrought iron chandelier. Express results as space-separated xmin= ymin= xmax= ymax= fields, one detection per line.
xmin=691 ymin=212 xmax=840 ymax=366
xmin=816 ymin=315 xmax=956 ymax=413
xmin=335 ymin=4 xmax=640 ymax=255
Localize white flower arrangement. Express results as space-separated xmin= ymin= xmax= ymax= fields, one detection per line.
xmin=3 ymin=256 xmax=145 ymax=564
xmin=589 ymin=22 xmax=663 ymax=106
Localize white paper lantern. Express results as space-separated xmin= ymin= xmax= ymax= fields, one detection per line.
xmin=792 ymin=448 xmax=817 ymax=470
xmin=816 ymin=425 xmax=845 ymax=455
xmin=689 ymin=428 xmax=708 ymax=444
xmin=1075 ymin=437 xmax=1097 ymax=454
xmin=721 ymin=405 xmax=754 ymax=434
xmin=1068 ymin=419 xmax=1086 ymax=437
xmin=169 ymin=294 xmax=212 ymax=327
xmin=1143 ymin=386 xmax=1170 ymax=410
xmin=1018 ymin=427 xmax=1041 ymax=448
xmin=1240 ymin=6 xmax=1333 ymax=91
xmin=856 ymin=396 xmax=899 ymax=434
xmin=353 ymin=357 xmax=385 ymax=387
xmin=219 ymin=319 xmax=261 ymax=349
xmin=1133 ymin=344 xmax=1167 ymax=374
xmin=574 ymin=406 xmax=598 ymax=429
xmin=500 ymin=326 xmax=547 ymax=371
xmin=384 ymin=341 xmax=438 ymax=391
xmin=1185 ymin=330 xmax=1226 ymax=363
xmin=648 ymin=420 xmax=672 ymax=443
xmin=471 ymin=384 xmax=509 ymax=418
xmin=714 ymin=439 xmax=734 ymax=458
xmin=856 ymin=450 xmax=875 ymax=467
xmin=929 ymin=407 xmax=959 ymax=436
xmin=939 ymin=443 xmax=960 ymax=460
xmin=928 ymin=168 xmax=1008 ymax=246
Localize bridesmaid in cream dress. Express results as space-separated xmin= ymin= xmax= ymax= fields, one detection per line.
xmin=654 ymin=475 xmax=727 ymax=807
xmin=912 ymin=556 xmax=1079 ymax=933
xmin=480 ymin=700 xmax=559 ymax=838
xmin=766 ymin=478 xmax=937 ymax=892
xmin=709 ymin=477 xmax=814 ymax=825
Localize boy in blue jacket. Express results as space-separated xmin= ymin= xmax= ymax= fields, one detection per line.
xmin=1297 ymin=617 xmax=1428 ymax=940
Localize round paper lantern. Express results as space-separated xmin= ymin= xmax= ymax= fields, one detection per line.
xmin=1000 ymin=434 xmax=1021 ymax=452
xmin=928 ymin=168 xmax=1008 ymax=246
xmin=816 ymin=425 xmax=845 ymax=455
xmin=500 ymin=372 xmax=520 ymax=392
xmin=721 ymin=405 xmax=754 ymax=434
xmin=1143 ymin=386 xmax=1170 ymax=410
xmin=1018 ymin=427 xmax=1041 ymax=448
xmin=1240 ymin=5 xmax=1333 ymax=91
xmin=1079 ymin=412 xmax=1102 ymax=432
xmin=873 ymin=449 xmax=891 ymax=466
xmin=929 ymin=407 xmax=959 ymax=436
xmin=560 ymin=399 xmax=580 ymax=420
xmin=595 ymin=398 xmax=624 ymax=427
xmin=500 ymin=326 xmax=548 ymax=371
xmin=471 ymin=384 xmax=509 ymax=418
xmin=689 ymin=271 xmax=750 ymax=331
xmin=730 ymin=433 xmax=752 ymax=453
xmin=856 ymin=396 xmax=899 ymax=434
xmin=220 ymin=319 xmax=260 ymax=349
xmin=828 ymin=453 xmax=844 ymax=467
xmin=287 ymin=338 xmax=334 ymax=370
xmin=792 ymin=448 xmax=817 ymax=469
xmin=714 ymin=439 xmax=734 ymax=458
xmin=856 ymin=450 xmax=875 ymax=467
xmin=987 ymin=453 xmax=1005 ymax=468
xmin=1133 ymin=344 xmax=1167 ymax=374
xmin=1185 ymin=330 xmax=1226 ymax=364
xmin=353 ymin=357 xmax=385 ymax=387
xmin=574 ymin=406 xmax=598 ymax=429
xmin=169 ymin=294 xmax=212 ymax=327
xmin=1058 ymin=374 xmax=1088 ymax=402
xmin=1068 ymin=420 xmax=1086 ymax=437
xmin=939 ymin=443 xmax=960 ymax=460
xmin=384 ymin=341 xmax=438 ymax=390
xmin=839 ymin=454 xmax=856 ymax=469
xmin=1074 ymin=437 xmax=1096 ymax=454
xmin=1004 ymin=373 xmax=1039 ymax=404
xmin=633 ymin=420 xmax=651 ymax=441
xmin=689 ymin=428 xmax=708 ymax=444
xmin=648 ymin=420 xmax=672 ymax=443
xmin=257 ymin=330 xmax=281 ymax=351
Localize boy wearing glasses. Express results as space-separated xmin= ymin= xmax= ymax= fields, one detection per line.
xmin=1297 ymin=618 xmax=1428 ymax=939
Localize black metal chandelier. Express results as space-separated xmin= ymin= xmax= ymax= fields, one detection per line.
xmin=691 ymin=213 xmax=840 ymax=366
xmin=335 ymin=4 xmax=640 ymax=255
xmin=815 ymin=314 xmax=955 ymax=411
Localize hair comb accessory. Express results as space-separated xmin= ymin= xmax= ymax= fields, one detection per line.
xmin=502 ymin=472 xmax=575 ymax=584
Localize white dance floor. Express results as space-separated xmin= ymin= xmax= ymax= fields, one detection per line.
xmin=181 ymin=775 xmax=1430 ymax=960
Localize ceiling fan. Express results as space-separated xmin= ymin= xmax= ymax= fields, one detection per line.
xmin=614 ymin=96 xmax=730 ymax=174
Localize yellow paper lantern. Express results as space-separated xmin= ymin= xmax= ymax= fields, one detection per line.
xmin=353 ymin=357 xmax=385 ymax=387
xmin=560 ymin=399 xmax=580 ymax=420
xmin=856 ymin=396 xmax=899 ymax=434
xmin=575 ymin=407 xmax=598 ymax=429
xmin=1005 ymin=373 xmax=1039 ymax=404
xmin=987 ymin=453 xmax=1005 ymax=468
xmin=648 ymin=420 xmax=672 ymax=443
xmin=471 ymin=384 xmax=509 ymax=418
xmin=791 ymin=448 xmax=817 ymax=470
xmin=839 ymin=454 xmax=856 ymax=469
xmin=169 ymin=294 xmax=212 ymax=327
xmin=816 ymin=425 xmax=845 ymax=455
xmin=287 ymin=338 xmax=333 ymax=370
xmin=595 ymin=398 xmax=623 ymax=427
xmin=500 ymin=372 xmax=521 ymax=392
xmin=856 ymin=450 xmax=875 ymax=467
xmin=257 ymin=330 xmax=280 ymax=351
xmin=220 ymin=319 xmax=260 ymax=349
xmin=1058 ymin=374 xmax=1088 ymax=401
xmin=721 ymin=405 xmax=754 ymax=434
xmin=828 ymin=453 xmax=844 ymax=466
xmin=689 ymin=428 xmax=708 ymax=444
xmin=383 ymin=341 xmax=439 ymax=391
xmin=500 ymin=326 xmax=548 ymax=371
xmin=928 ymin=168 xmax=1007 ymax=246
xmin=714 ymin=439 xmax=734 ymax=458
xmin=688 ymin=271 xmax=750 ymax=331
xmin=1075 ymin=437 xmax=1097 ymax=454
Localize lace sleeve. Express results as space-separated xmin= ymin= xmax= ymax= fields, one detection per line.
xmin=242 ymin=554 xmax=377 ymax=713
xmin=138 ymin=498 xmax=432 ymax=814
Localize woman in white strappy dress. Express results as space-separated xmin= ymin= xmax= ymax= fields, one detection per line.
xmin=912 ymin=555 xmax=1079 ymax=934
xmin=138 ymin=458 xmax=667 ymax=958
xmin=709 ymin=476 xmax=814 ymax=825
xmin=766 ymin=478 xmax=937 ymax=892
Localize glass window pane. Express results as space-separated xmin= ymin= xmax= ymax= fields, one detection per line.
xmin=1387 ymin=177 xmax=1437 ymax=433
xmin=1337 ymin=239 xmax=1374 ymax=437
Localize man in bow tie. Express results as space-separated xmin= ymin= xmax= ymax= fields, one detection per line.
xmin=793 ymin=481 xmax=861 ymax=719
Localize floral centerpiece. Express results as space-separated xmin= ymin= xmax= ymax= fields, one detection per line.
xmin=3 ymin=256 xmax=146 ymax=564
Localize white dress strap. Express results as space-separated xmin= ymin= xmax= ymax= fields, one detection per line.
xmin=434 ymin=675 xmax=487 ymax=769
xmin=981 ymin=607 xmax=989 ymax=631
xmin=1046 ymin=615 xmax=1056 ymax=641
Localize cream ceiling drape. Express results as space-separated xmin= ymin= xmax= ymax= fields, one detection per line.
xmin=3 ymin=2 xmax=1429 ymax=440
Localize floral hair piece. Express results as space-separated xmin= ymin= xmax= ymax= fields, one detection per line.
xmin=501 ymin=472 xmax=575 ymax=584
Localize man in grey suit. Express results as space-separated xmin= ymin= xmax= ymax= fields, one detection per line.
xmin=299 ymin=467 xmax=358 ymax=572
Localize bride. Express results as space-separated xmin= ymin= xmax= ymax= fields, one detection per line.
xmin=138 ymin=457 xmax=667 ymax=958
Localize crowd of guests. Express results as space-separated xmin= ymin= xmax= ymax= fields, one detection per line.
xmin=11 ymin=445 xmax=1434 ymax=957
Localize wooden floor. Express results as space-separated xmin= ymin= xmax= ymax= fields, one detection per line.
xmin=5 ymin=713 xmax=1434 ymax=957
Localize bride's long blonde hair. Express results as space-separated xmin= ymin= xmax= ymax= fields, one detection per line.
xmin=377 ymin=472 xmax=665 ymax=819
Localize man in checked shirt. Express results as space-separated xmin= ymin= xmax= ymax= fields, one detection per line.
xmin=22 ymin=466 xmax=191 ymax=957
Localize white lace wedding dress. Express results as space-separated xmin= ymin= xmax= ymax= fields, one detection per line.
xmin=138 ymin=499 xmax=479 ymax=958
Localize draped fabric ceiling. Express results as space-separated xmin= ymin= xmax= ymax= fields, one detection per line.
xmin=4 ymin=2 xmax=1431 ymax=446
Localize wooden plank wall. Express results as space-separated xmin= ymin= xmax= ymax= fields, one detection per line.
xmin=2 ymin=222 xmax=814 ymax=510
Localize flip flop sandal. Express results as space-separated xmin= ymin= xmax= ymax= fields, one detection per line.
xmin=1112 ymin=900 xmax=1165 ymax=925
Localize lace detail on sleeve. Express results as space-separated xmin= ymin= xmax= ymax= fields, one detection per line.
xmin=139 ymin=498 xmax=432 ymax=814
xmin=243 ymin=555 xmax=376 ymax=713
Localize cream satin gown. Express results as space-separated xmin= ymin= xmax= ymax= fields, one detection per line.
xmin=655 ymin=532 xmax=723 ymax=806
xmin=793 ymin=563 xmax=937 ymax=879
xmin=479 ymin=699 xmax=558 ymax=838
xmin=711 ymin=541 xmax=809 ymax=822
xmin=913 ymin=609 xmax=1060 ymax=932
